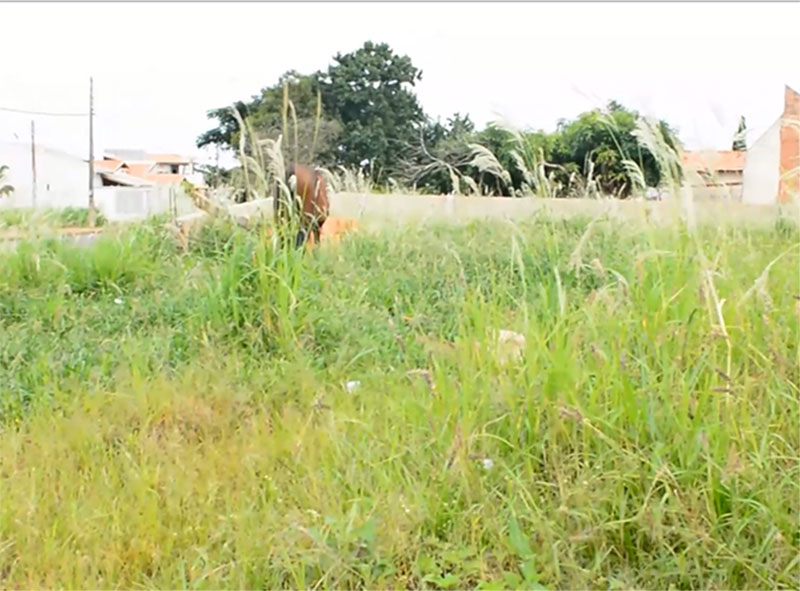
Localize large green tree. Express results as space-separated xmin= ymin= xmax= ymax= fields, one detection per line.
xmin=197 ymin=41 xmax=426 ymax=182
xmin=315 ymin=41 xmax=426 ymax=181
xmin=197 ymin=71 xmax=341 ymax=167
xmin=196 ymin=100 xmax=254 ymax=153
xmin=196 ymin=41 xmax=681 ymax=198
xmin=546 ymin=101 xmax=679 ymax=197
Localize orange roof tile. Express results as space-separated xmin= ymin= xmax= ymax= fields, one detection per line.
xmin=94 ymin=158 xmax=122 ymax=171
xmin=682 ymin=150 xmax=746 ymax=172
xmin=123 ymin=163 xmax=154 ymax=178
xmin=98 ymin=171 xmax=151 ymax=187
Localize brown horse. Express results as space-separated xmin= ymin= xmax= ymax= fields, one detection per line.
xmin=274 ymin=163 xmax=330 ymax=248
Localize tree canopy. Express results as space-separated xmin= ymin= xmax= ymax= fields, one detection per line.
xmin=317 ymin=41 xmax=425 ymax=180
xmin=732 ymin=116 xmax=747 ymax=151
xmin=198 ymin=41 xmax=426 ymax=183
xmin=546 ymin=101 xmax=680 ymax=196
xmin=196 ymin=71 xmax=341 ymax=168
xmin=0 ymin=165 xmax=13 ymax=199
xmin=197 ymin=41 xmax=683 ymax=198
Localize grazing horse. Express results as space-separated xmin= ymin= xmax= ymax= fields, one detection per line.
xmin=273 ymin=163 xmax=330 ymax=248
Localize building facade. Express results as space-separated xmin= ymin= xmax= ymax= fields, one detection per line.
xmin=681 ymin=150 xmax=746 ymax=201
xmin=742 ymin=85 xmax=800 ymax=205
xmin=0 ymin=141 xmax=92 ymax=209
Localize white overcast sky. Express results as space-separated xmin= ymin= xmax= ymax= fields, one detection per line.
xmin=1 ymin=1 xmax=798 ymax=167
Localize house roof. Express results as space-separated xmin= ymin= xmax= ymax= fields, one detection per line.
xmin=682 ymin=150 xmax=746 ymax=172
xmin=123 ymin=163 xmax=155 ymax=178
xmin=94 ymin=158 xmax=123 ymax=172
xmin=98 ymin=171 xmax=152 ymax=187
xmin=94 ymin=150 xmax=193 ymax=187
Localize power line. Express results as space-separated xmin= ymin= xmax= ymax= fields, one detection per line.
xmin=0 ymin=105 xmax=88 ymax=117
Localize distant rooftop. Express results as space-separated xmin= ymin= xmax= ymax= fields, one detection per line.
xmin=95 ymin=148 xmax=200 ymax=187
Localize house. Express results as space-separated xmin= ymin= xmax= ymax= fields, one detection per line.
xmin=0 ymin=140 xmax=90 ymax=210
xmin=742 ymin=85 xmax=800 ymax=205
xmin=681 ymin=149 xmax=746 ymax=200
xmin=93 ymin=158 xmax=151 ymax=187
xmin=94 ymin=150 xmax=205 ymax=188
xmin=91 ymin=150 xmax=206 ymax=222
xmin=0 ymin=141 xmax=204 ymax=221
xmin=680 ymin=86 xmax=800 ymax=205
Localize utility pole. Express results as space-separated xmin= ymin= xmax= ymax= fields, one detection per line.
xmin=88 ymin=76 xmax=96 ymax=227
xmin=30 ymin=120 xmax=37 ymax=208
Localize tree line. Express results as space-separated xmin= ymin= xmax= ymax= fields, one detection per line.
xmin=197 ymin=40 xmax=694 ymax=198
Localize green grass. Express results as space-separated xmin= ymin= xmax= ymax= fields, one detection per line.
xmin=0 ymin=206 xmax=107 ymax=230
xmin=0 ymin=214 xmax=798 ymax=589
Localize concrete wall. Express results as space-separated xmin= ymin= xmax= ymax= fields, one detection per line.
xmin=0 ymin=141 xmax=93 ymax=210
xmin=690 ymin=186 xmax=739 ymax=202
xmin=329 ymin=192 xmax=793 ymax=228
xmin=198 ymin=192 xmax=794 ymax=233
xmin=742 ymin=118 xmax=781 ymax=205
xmin=687 ymin=183 xmax=742 ymax=202
xmin=682 ymin=170 xmax=743 ymax=202
xmin=96 ymin=185 xmax=199 ymax=222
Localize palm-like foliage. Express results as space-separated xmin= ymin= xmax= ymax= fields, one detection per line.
xmin=0 ymin=165 xmax=13 ymax=198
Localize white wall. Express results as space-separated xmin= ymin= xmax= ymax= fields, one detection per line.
xmin=0 ymin=141 xmax=96 ymax=210
xmin=742 ymin=117 xmax=781 ymax=205
xmin=690 ymin=184 xmax=743 ymax=201
xmin=95 ymin=185 xmax=200 ymax=222
xmin=202 ymin=193 xmax=792 ymax=231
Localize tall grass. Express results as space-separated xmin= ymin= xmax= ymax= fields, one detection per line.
xmin=0 ymin=206 xmax=107 ymax=230
xmin=0 ymin=91 xmax=798 ymax=589
xmin=0 ymin=207 xmax=797 ymax=588
xmin=393 ymin=109 xmax=688 ymax=200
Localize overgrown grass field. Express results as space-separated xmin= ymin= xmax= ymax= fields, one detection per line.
xmin=0 ymin=213 xmax=797 ymax=589
xmin=0 ymin=206 xmax=107 ymax=230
